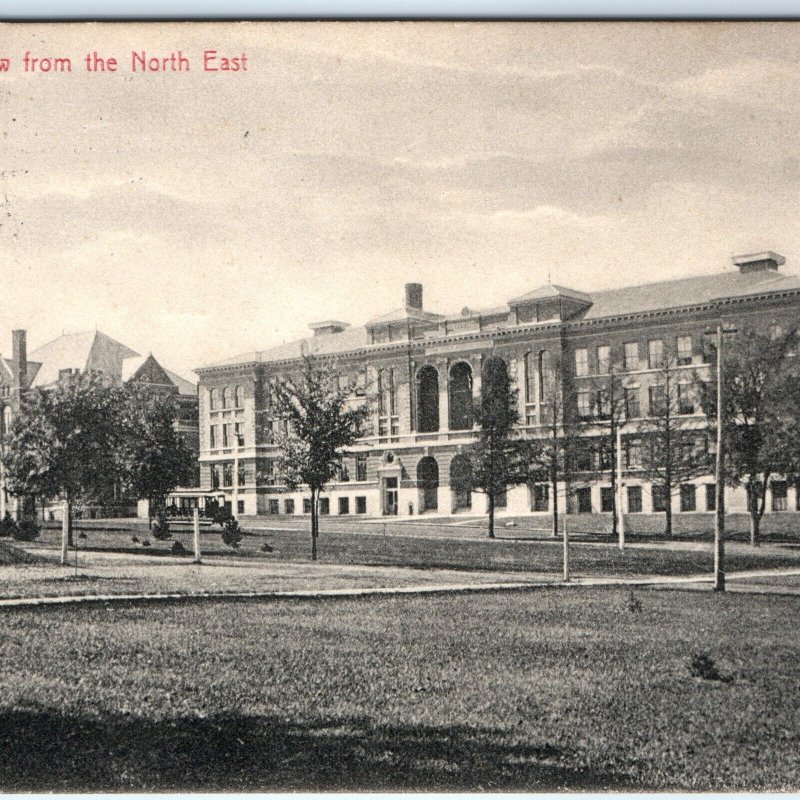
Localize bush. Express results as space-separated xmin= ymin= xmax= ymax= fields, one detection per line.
xmin=151 ymin=509 xmax=171 ymax=541
xmin=625 ymin=590 xmax=642 ymax=614
xmin=221 ymin=518 xmax=243 ymax=549
xmin=171 ymin=540 xmax=187 ymax=556
xmin=0 ymin=513 xmax=17 ymax=538
xmin=689 ymin=651 xmax=733 ymax=683
xmin=141 ymin=539 xmax=151 ymax=548
xmin=13 ymin=518 xmax=40 ymax=542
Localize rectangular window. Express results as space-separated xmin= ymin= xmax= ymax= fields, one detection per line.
xmin=648 ymin=339 xmax=664 ymax=370
xmin=223 ymin=463 xmax=233 ymax=487
xmin=677 ymin=335 xmax=693 ymax=366
xmin=235 ymin=422 xmax=245 ymax=447
xmin=624 ymin=386 xmax=640 ymax=418
xmin=627 ymin=485 xmax=643 ymax=513
xmin=268 ymin=499 xmax=279 ymax=515
xmin=211 ymin=465 xmax=221 ymax=489
xmin=525 ymin=352 xmax=537 ymax=404
xmin=624 ymin=439 xmax=641 ymax=469
xmin=355 ymin=496 xmax=367 ymax=514
xmin=601 ymin=486 xmax=614 ymax=513
xmin=576 ymin=487 xmax=592 ymax=513
xmin=576 ymin=444 xmax=593 ymax=472
xmin=338 ymin=497 xmax=350 ymax=515
xmin=595 ymin=389 xmax=610 ymax=420
xmin=303 ymin=498 xmax=312 ymax=514
xmin=678 ymin=383 xmax=694 ymax=415
xmin=596 ymin=345 xmax=611 ymax=375
xmin=237 ymin=464 xmax=246 ymax=487
xmin=355 ymin=454 xmax=368 ymax=482
xmin=577 ymin=390 xmax=592 ymax=419
xmin=772 ymin=480 xmax=788 ymax=512
xmin=680 ymin=483 xmax=696 ymax=512
xmin=355 ymin=370 xmax=367 ymax=396
xmin=285 ymin=499 xmax=295 ymax=515
xmin=339 ymin=461 xmax=350 ymax=482
xmin=598 ymin=441 xmax=613 ymax=471
xmin=531 ymin=483 xmax=549 ymax=512
xmin=652 ymin=484 xmax=668 ymax=513
xmin=378 ymin=368 xmax=399 ymax=443
xmin=624 ymin=342 xmax=639 ymax=372
xmin=575 ymin=348 xmax=589 ymax=377
xmin=209 ymin=425 xmax=217 ymax=449
xmin=237 ymin=500 xmax=245 ymax=515
xmin=222 ymin=423 xmax=231 ymax=448
xmin=319 ymin=497 xmax=330 ymax=515
xmin=706 ymin=484 xmax=716 ymax=512
xmin=649 ymin=384 xmax=666 ymax=416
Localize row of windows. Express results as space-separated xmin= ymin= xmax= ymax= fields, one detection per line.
xmin=575 ymin=335 xmax=695 ymax=377
xmin=576 ymin=381 xmax=698 ymax=420
xmin=266 ymin=496 xmax=368 ymax=515
xmin=210 ymin=462 xmax=247 ymax=489
xmin=209 ymin=385 xmax=245 ymax=411
xmin=209 ymin=422 xmax=245 ymax=449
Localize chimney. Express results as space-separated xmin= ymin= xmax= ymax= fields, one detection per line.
xmin=405 ymin=282 xmax=423 ymax=310
xmin=732 ymin=251 xmax=785 ymax=274
xmin=11 ymin=329 xmax=26 ymax=390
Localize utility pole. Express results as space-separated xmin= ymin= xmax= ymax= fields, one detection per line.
xmin=707 ymin=321 xmax=737 ymax=592
xmin=232 ymin=429 xmax=240 ymax=520
xmin=192 ymin=507 xmax=202 ymax=564
xmin=562 ymin=513 xmax=570 ymax=582
xmin=714 ymin=323 xmax=726 ymax=592
xmin=616 ymin=422 xmax=625 ymax=550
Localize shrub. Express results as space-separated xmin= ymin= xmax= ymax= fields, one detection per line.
xmin=221 ymin=517 xmax=243 ymax=549
xmin=141 ymin=539 xmax=151 ymax=548
xmin=626 ymin=590 xmax=642 ymax=614
xmin=151 ymin=509 xmax=171 ymax=541
xmin=689 ymin=651 xmax=733 ymax=683
xmin=0 ymin=513 xmax=17 ymax=538
xmin=261 ymin=542 xmax=274 ymax=553
xmin=13 ymin=518 xmax=40 ymax=542
xmin=131 ymin=535 xmax=140 ymax=544
xmin=171 ymin=540 xmax=187 ymax=556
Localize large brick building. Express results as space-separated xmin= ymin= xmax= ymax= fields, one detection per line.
xmin=194 ymin=252 xmax=800 ymax=526
xmin=0 ymin=329 xmax=199 ymax=518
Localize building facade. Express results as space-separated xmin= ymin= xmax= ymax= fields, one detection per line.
xmin=194 ymin=252 xmax=800 ymax=527
xmin=0 ymin=329 xmax=200 ymax=518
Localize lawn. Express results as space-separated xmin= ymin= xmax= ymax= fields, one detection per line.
xmin=0 ymin=589 xmax=797 ymax=791
xmin=21 ymin=524 xmax=800 ymax=579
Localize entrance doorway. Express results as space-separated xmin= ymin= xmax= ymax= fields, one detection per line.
xmin=382 ymin=476 xmax=399 ymax=516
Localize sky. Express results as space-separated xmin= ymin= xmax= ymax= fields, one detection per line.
xmin=2 ymin=21 xmax=800 ymax=379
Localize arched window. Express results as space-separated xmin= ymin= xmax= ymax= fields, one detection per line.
xmin=417 ymin=456 xmax=439 ymax=512
xmin=235 ymin=385 xmax=244 ymax=408
xmin=209 ymin=388 xmax=218 ymax=411
xmin=481 ymin=356 xmax=510 ymax=420
xmin=539 ymin=350 xmax=553 ymax=405
xmin=449 ymin=362 xmax=474 ymax=431
xmin=450 ymin=453 xmax=472 ymax=511
xmin=416 ymin=365 xmax=439 ymax=433
xmin=222 ymin=386 xmax=233 ymax=409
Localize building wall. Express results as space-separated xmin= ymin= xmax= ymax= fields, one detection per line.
xmin=195 ymin=287 xmax=800 ymax=520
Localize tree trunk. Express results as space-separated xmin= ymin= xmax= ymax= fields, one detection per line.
xmin=749 ymin=511 xmax=760 ymax=548
xmin=749 ymin=477 xmax=765 ymax=548
xmin=61 ymin=498 xmax=71 ymax=566
xmin=488 ymin=492 xmax=495 ymax=539
xmin=310 ymin=487 xmax=318 ymax=562
xmin=551 ymin=465 xmax=559 ymax=539
xmin=664 ymin=491 xmax=673 ymax=537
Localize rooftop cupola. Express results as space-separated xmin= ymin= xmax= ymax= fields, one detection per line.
xmin=732 ymin=251 xmax=785 ymax=274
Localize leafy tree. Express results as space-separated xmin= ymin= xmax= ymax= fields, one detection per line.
xmin=701 ymin=328 xmax=800 ymax=546
xmin=271 ymin=355 xmax=368 ymax=561
xmin=2 ymin=372 xmax=125 ymax=562
xmin=465 ymin=356 xmax=540 ymax=539
xmin=117 ymin=386 xmax=195 ymax=525
xmin=531 ymin=356 xmax=581 ymax=538
xmin=637 ymin=358 xmax=708 ymax=536
xmin=586 ymin=366 xmax=626 ymax=537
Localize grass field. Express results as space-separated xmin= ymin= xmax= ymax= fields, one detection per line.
xmin=0 ymin=588 xmax=797 ymax=791
xmin=20 ymin=525 xmax=800 ymax=580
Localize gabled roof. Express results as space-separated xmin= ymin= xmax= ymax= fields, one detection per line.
xmin=29 ymin=331 xmax=140 ymax=387
xmin=509 ymin=284 xmax=593 ymax=306
xmin=164 ymin=368 xmax=197 ymax=397
xmin=123 ymin=354 xmax=197 ymax=397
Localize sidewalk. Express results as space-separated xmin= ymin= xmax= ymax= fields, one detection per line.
xmin=5 ymin=567 xmax=799 ymax=610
